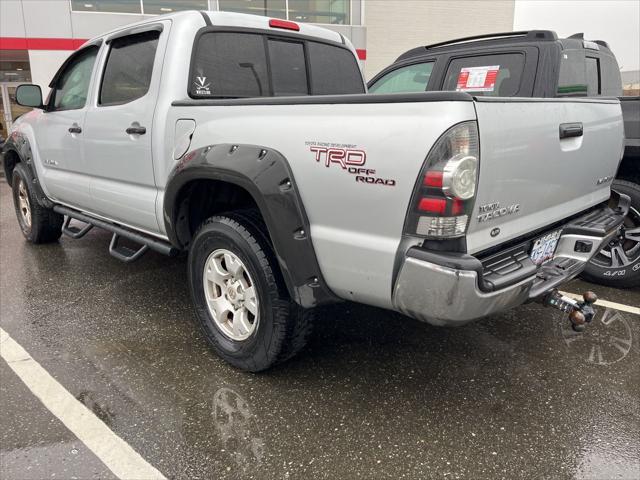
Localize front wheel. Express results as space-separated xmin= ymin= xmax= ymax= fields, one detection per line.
xmin=11 ymin=163 xmax=63 ymax=244
xmin=581 ymin=179 xmax=640 ymax=288
xmin=188 ymin=211 xmax=313 ymax=372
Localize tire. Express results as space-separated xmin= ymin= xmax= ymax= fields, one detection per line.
xmin=581 ymin=179 xmax=640 ymax=288
xmin=188 ymin=211 xmax=313 ymax=372
xmin=11 ymin=163 xmax=63 ymax=244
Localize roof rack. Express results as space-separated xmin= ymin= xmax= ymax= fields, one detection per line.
xmin=422 ymin=30 xmax=558 ymax=50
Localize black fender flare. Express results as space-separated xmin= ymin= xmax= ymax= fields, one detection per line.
xmin=2 ymin=131 xmax=54 ymax=208
xmin=163 ymin=144 xmax=339 ymax=308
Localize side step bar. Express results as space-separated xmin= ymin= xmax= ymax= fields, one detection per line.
xmin=53 ymin=205 xmax=179 ymax=261
xmin=62 ymin=215 xmax=93 ymax=239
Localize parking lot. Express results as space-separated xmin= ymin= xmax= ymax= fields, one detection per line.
xmin=0 ymin=181 xmax=638 ymax=479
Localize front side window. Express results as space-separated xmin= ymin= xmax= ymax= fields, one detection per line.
xmin=50 ymin=46 xmax=99 ymax=111
xmin=100 ymin=31 xmax=160 ymax=106
xmin=443 ymin=53 xmax=525 ymax=97
xmin=369 ymin=62 xmax=434 ymax=94
xmin=190 ymin=32 xmax=363 ymax=98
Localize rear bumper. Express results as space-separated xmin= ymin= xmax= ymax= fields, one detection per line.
xmin=393 ymin=193 xmax=630 ymax=326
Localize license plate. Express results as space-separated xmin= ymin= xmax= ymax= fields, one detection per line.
xmin=530 ymin=230 xmax=562 ymax=266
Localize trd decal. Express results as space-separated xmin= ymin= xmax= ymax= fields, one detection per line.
xmin=309 ymin=146 xmax=366 ymax=168
xmin=305 ymin=141 xmax=396 ymax=187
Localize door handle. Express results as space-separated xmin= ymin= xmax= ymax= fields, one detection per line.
xmin=559 ymin=122 xmax=583 ymax=139
xmin=68 ymin=125 xmax=82 ymax=134
xmin=126 ymin=126 xmax=146 ymax=135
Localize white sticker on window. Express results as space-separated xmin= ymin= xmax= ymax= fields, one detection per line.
xmin=456 ymin=65 xmax=500 ymax=92
xmin=193 ymin=75 xmax=211 ymax=95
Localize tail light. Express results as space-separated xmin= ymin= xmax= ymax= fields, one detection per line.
xmin=405 ymin=121 xmax=479 ymax=238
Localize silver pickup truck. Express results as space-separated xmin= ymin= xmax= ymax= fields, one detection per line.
xmin=3 ymin=11 xmax=630 ymax=371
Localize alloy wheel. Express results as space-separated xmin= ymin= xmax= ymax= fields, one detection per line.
xmin=17 ymin=178 xmax=32 ymax=228
xmin=203 ymin=249 xmax=259 ymax=341
xmin=591 ymin=206 xmax=640 ymax=269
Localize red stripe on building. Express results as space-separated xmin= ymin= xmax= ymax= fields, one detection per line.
xmin=0 ymin=37 xmax=87 ymax=50
xmin=0 ymin=36 xmax=366 ymax=60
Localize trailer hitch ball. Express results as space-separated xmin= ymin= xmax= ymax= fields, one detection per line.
xmin=569 ymin=310 xmax=586 ymax=331
xmin=542 ymin=290 xmax=598 ymax=332
xmin=582 ymin=291 xmax=598 ymax=306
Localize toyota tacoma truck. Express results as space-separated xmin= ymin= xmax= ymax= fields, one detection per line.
xmin=368 ymin=30 xmax=640 ymax=288
xmin=3 ymin=12 xmax=630 ymax=371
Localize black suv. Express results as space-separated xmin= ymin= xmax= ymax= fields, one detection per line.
xmin=369 ymin=30 xmax=639 ymax=288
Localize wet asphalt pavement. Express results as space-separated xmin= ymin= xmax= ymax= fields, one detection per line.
xmin=0 ymin=181 xmax=639 ymax=480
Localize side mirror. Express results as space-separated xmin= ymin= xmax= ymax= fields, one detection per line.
xmin=15 ymin=84 xmax=43 ymax=108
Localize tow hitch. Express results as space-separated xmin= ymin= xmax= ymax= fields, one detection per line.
xmin=542 ymin=290 xmax=598 ymax=332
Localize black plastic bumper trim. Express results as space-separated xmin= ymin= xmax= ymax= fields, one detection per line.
xmin=407 ymin=193 xmax=630 ymax=294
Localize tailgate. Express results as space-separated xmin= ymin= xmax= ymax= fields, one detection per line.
xmin=466 ymin=97 xmax=624 ymax=254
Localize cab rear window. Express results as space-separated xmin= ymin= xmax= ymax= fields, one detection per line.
xmin=190 ymin=31 xmax=364 ymax=98
xmin=443 ymin=53 xmax=525 ymax=96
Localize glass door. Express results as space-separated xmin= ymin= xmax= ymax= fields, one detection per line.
xmin=1 ymin=49 xmax=32 ymax=141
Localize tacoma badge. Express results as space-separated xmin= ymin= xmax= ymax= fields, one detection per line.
xmin=477 ymin=202 xmax=520 ymax=223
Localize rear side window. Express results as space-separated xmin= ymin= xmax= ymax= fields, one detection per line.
xmin=443 ymin=53 xmax=525 ymax=97
xmin=368 ymin=62 xmax=434 ymax=94
xmin=192 ymin=32 xmax=268 ymax=97
xmin=558 ymin=50 xmax=587 ymax=96
xmin=190 ymin=31 xmax=363 ymax=98
xmin=100 ymin=31 xmax=160 ymax=105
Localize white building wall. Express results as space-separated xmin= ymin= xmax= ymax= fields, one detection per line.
xmin=363 ymin=0 xmax=515 ymax=79
xmin=28 ymin=51 xmax=72 ymax=95
xmin=0 ymin=0 xmax=26 ymax=37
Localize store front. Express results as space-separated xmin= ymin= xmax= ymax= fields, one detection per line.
xmin=0 ymin=49 xmax=31 ymax=140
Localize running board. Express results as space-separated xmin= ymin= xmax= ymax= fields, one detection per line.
xmin=53 ymin=205 xmax=178 ymax=260
xmin=62 ymin=216 xmax=93 ymax=239
xmin=109 ymin=233 xmax=149 ymax=263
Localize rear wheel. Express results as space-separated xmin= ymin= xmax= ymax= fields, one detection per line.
xmin=11 ymin=163 xmax=63 ymax=244
xmin=581 ymin=179 xmax=640 ymax=288
xmin=188 ymin=211 xmax=313 ymax=372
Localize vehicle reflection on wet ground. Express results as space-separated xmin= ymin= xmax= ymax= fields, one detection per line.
xmin=1 ymin=183 xmax=638 ymax=480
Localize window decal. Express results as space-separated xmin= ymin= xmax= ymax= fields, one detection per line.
xmin=456 ymin=65 xmax=500 ymax=92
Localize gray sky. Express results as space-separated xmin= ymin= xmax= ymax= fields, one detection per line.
xmin=514 ymin=0 xmax=640 ymax=72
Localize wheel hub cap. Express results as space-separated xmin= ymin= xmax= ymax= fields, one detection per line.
xmin=203 ymin=249 xmax=258 ymax=341
xmin=17 ymin=179 xmax=32 ymax=228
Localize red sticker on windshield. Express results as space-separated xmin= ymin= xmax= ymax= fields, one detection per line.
xmin=456 ymin=65 xmax=500 ymax=92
